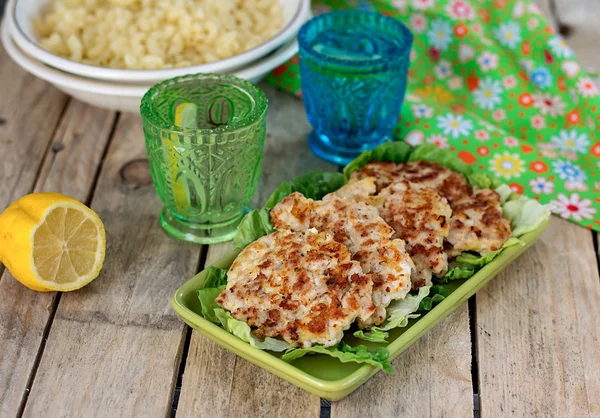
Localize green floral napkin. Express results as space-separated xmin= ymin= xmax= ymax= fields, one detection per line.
xmin=266 ymin=0 xmax=600 ymax=232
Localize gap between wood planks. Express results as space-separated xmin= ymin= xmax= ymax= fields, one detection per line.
xmin=13 ymin=110 xmax=121 ymax=417
xmin=169 ymin=248 xmax=207 ymax=418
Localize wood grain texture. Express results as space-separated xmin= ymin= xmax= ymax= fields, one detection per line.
xmin=176 ymin=85 xmax=329 ymax=418
xmin=21 ymin=113 xmax=200 ymax=418
xmin=331 ymin=305 xmax=474 ymax=418
xmin=0 ymin=46 xmax=68 ymax=210
xmin=555 ymin=0 xmax=600 ymax=71
xmin=0 ymin=101 xmax=115 ymax=416
xmin=476 ymin=218 xmax=600 ymax=417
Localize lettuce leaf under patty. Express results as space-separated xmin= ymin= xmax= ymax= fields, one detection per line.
xmin=354 ymin=286 xmax=430 ymax=343
xmin=232 ymin=171 xmax=345 ymax=249
xmin=281 ymin=343 xmax=393 ymax=374
xmin=418 ymin=285 xmax=451 ymax=312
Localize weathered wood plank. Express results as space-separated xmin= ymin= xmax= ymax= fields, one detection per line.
xmin=476 ymin=218 xmax=600 ymax=417
xmin=21 ymin=113 xmax=201 ymax=417
xmin=554 ymin=0 xmax=600 ymax=71
xmin=331 ymin=305 xmax=473 ymax=417
xmin=0 ymin=46 xmax=68 ymax=210
xmin=0 ymin=93 xmax=113 ymax=417
xmin=176 ymin=85 xmax=328 ymax=417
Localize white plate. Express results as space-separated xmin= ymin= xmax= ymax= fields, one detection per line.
xmin=2 ymin=20 xmax=298 ymax=112
xmin=9 ymin=0 xmax=309 ymax=82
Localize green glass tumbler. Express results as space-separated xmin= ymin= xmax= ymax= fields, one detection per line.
xmin=140 ymin=74 xmax=268 ymax=244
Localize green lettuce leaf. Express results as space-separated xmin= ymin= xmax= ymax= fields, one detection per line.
xmin=440 ymin=238 xmax=523 ymax=283
xmin=407 ymin=143 xmax=472 ymax=177
xmin=502 ymin=195 xmax=552 ymax=237
xmin=282 ymin=343 xmax=393 ymax=374
xmin=354 ymin=286 xmax=430 ymax=343
xmin=418 ymin=285 xmax=451 ymax=312
xmin=233 ymin=171 xmax=345 ymax=249
xmin=198 ymin=286 xmax=226 ymax=324
xmin=232 ymin=208 xmax=274 ymax=249
xmin=204 ymin=266 xmax=228 ymax=288
xmin=353 ymin=328 xmax=389 ymax=343
xmin=264 ymin=171 xmax=345 ymax=210
xmin=343 ymin=141 xmax=411 ymax=180
xmin=197 ymin=267 xmax=229 ymax=324
xmin=455 ymin=237 xmax=523 ymax=267
xmin=439 ymin=266 xmax=476 ymax=282
xmin=495 ymin=183 xmax=513 ymax=204
xmin=214 ymin=308 xmax=291 ymax=352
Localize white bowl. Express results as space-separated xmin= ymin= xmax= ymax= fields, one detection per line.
xmin=2 ymin=20 xmax=299 ymax=112
xmin=9 ymin=0 xmax=309 ymax=83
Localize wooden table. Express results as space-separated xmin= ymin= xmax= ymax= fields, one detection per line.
xmin=1 ymin=3 xmax=600 ymax=417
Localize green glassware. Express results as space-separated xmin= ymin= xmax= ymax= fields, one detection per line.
xmin=140 ymin=74 xmax=268 ymax=244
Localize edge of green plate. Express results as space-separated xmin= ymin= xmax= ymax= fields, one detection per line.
xmin=172 ymin=217 xmax=550 ymax=401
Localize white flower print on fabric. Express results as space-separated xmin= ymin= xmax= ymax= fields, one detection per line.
xmin=475 ymin=129 xmax=490 ymax=141
xmin=477 ymin=51 xmax=499 ymax=72
xmin=503 ymin=75 xmax=517 ymax=89
xmin=448 ymin=76 xmax=464 ymax=90
xmin=427 ymin=19 xmax=453 ymax=51
xmin=437 ymin=114 xmax=474 ymax=139
xmin=551 ymin=193 xmax=596 ymax=221
xmin=529 ymin=177 xmax=554 ymax=194
xmin=446 ymin=0 xmax=475 ymax=20
xmin=392 ymin=0 xmax=408 ymax=12
xmin=531 ymin=115 xmax=546 ymax=130
xmin=532 ymin=92 xmax=566 ymax=117
xmin=489 ymin=152 xmax=526 ymax=179
xmin=410 ymin=13 xmax=428 ymax=33
xmin=565 ymin=180 xmax=588 ymax=192
xmin=562 ymin=61 xmax=580 ymax=78
xmin=473 ymin=77 xmax=503 ymax=110
xmin=552 ymin=159 xmax=587 ymax=182
xmin=550 ymin=130 xmax=591 ymax=154
xmin=527 ymin=17 xmax=538 ymax=30
xmin=492 ymin=109 xmax=506 ymax=121
xmin=504 ymin=136 xmax=519 ymax=148
xmin=412 ymin=0 xmax=435 ymax=11
xmin=412 ymin=103 xmax=434 ymax=118
xmin=494 ymin=22 xmax=522 ymax=49
xmin=548 ymin=35 xmax=574 ymax=59
xmin=427 ymin=134 xmax=449 ymax=149
xmin=405 ymin=130 xmax=424 ymax=146
xmin=576 ymin=77 xmax=599 ymax=97
xmin=435 ymin=60 xmax=453 ymax=79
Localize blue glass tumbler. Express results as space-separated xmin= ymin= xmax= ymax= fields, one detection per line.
xmin=298 ymin=11 xmax=413 ymax=165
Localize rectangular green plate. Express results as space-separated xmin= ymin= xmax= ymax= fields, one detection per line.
xmin=172 ymin=218 xmax=549 ymax=401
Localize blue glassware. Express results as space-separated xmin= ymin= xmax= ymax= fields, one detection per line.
xmin=298 ymin=11 xmax=413 ymax=165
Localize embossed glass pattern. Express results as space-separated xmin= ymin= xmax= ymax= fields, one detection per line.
xmin=140 ymin=74 xmax=267 ymax=244
xmin=298 ymin=11 xmax=413 ymax=165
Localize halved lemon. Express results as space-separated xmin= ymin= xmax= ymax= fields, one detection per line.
xmin=0 ymin=192 xmax=106 ymax=292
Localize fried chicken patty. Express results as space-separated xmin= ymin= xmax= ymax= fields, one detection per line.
xmin=336 ymin=178 xmax=451 ymax=289
xmin=374 ymin=181 xmax=452 ymax=288
xmin=216 ymin=230 xmax=376 ymax=348
xmin=271 ymin=192 xmax=414 ymax=327
xmin=351 ymin=160 xmax=472 ymax=204
xmin=445 ymin=188 xmax=512 ymax=257
xmin=351 ymin=161 xmax=511 ymax=256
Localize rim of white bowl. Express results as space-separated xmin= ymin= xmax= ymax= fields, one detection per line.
xmin=9 ymin=0 xmax=309 ymax=82
xmin=2 ymin=20 xmax=299 ymax=97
